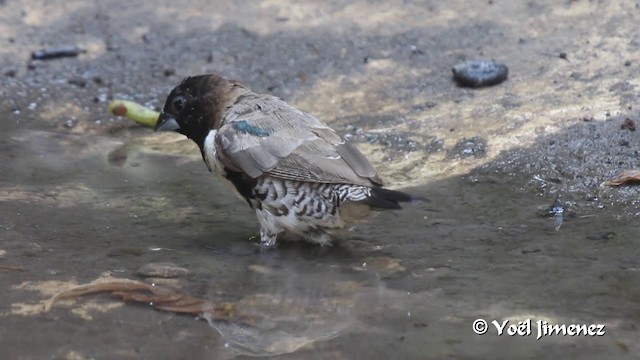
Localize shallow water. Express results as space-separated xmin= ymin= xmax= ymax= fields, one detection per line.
xmin=2 ymin=120 xmax=639 ymax=359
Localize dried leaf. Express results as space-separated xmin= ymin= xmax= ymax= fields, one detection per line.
xmin=604 ymin=170 xmax=640 ymax=186
xmin=43 ymin=279 xmax=151 ymax=312
xmin=43 ymin=279 xmax=235 ymax=319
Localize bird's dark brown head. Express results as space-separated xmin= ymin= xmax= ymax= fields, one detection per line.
xmin=155 ymin=74 xmax=243 ymax=148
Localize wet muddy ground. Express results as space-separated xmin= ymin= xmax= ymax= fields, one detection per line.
xmin=2 ymin=0 xmax=640 ymax=359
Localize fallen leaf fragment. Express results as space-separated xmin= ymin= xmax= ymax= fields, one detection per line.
xmin=43 ymin=279 xmax=235 ymax=320
xmin=604 ymin=170 xmax=640 ymax=186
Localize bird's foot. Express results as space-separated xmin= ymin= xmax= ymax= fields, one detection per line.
xmin=259 ymin=228 xmax=278 ymax=249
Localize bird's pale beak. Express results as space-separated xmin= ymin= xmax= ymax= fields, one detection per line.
xmin=155 ymin=113 xmax=181 ymax=132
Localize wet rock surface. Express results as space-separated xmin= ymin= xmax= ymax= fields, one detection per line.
xmin=1 ymin=0 xmax=640 ymax=359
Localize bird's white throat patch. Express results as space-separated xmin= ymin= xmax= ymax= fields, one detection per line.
xmin=203 ymin=130 xmax=221 ymax=173
xmin=203 ymin=129 xmax=246 ymax=202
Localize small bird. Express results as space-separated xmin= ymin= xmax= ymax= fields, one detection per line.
xmin=155 ymin=74 xmax=417 ymax=248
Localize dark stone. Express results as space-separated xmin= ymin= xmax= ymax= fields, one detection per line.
xmin=621 ymin=118 xmax=636 ymax=131
xmin=67 ymin=76 xmax=87 ymax=88
xmin=449 ymin=136 xmax=487 ymax=158
xmin=31 ymin=46 xmax=86 ymax=60
xmin=452 ymin=60 xmax=508 ymax=88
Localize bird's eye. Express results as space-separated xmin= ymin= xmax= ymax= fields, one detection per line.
xmin=172 ymin=96 xmax=186 ymax=112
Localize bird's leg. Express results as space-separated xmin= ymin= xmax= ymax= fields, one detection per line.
xmin=259 ymin=227 xmax=277 ymax=248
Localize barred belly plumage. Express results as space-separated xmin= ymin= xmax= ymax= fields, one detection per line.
xmin=250 ymin=176 xmax=372 ymax=246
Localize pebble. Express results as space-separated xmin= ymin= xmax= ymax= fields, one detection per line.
xmin=451 ymin=136 xmax=487 ymax=157
xmin=67 ymin=76 xmax=87 ymax=88
xmin=621 ymin=118 xmax=636 ymax=131
xmin=31 ymin=45 xmax=86 ymax=60
xmin=452 ymin=60 xmax=509 ymax=87
xmin=64 ymin=119 xmax=78 ymax=129
xmin=136 ymin=262 xmax=190 ymax=278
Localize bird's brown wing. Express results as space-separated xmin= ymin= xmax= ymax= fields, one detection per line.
xmin=214 ymin=96 xmax=383 ymax=186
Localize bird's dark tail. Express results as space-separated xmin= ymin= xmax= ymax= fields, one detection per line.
xmin=363 ymin=187 xmax=427 ymax=210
